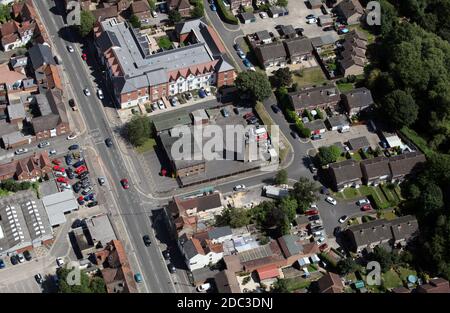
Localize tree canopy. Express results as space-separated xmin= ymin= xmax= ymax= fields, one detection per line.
xmin=215 ymin=207 xmax=251 ymax=228
xmin=129 ymin=15 xmax=141 ymax=28
xmin=78 ymin=10 xmax=96 ymax=37
xmin=317 ymin=145 xmax=341 ymax=165
xmin=127 ymin=116 xmax=153 ymax=146
xmin=57 ymin=268 xmax=106 ymax=293
xmin=235 ymin=71 xmax=272 ymax=102
xmin=272 ymin=68 xmax=292 ymax=88
xmin=275 ymin=169 xmax=288 ymax=185
xmin=336 ymin=258 xmax=359 ymax=275
xmin=168 ymin=10 xmax=182 ymax=24
xmin=290 ymin=177 xmax=319 ymax=213
xmin=0 ymin=4 xmax=11 ymax=23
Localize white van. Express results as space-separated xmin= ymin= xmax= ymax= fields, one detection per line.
xmin=255 ymin=127 xmax=267 ymax=136
xmin=196 ymin=283 xmax=211 ymax=292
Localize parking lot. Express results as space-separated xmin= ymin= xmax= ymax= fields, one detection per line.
xmin=239 ymin=2 xmax=339 ymax=40
xmin=311 ymin=124 xmax=381 ymax=151
xmin=0 ymin=275 xmax=44 ymax=293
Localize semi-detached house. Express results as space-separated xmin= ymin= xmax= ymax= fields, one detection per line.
xmin=94 ymin=18 xmax=235 ymax=109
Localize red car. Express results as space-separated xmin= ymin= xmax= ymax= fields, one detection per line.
xmin=120 ymin=178 xmax=129 ymax=189
xmin=75 ymin=165 xmax=87 ymax=174
xmin=56 ymin=177 xmax=69 ymax=183
xmin=305 ymin=209 xmax=319 ymax=216
xmin=361 ymin=204 xmax=372 ymax=211
xmin=53 ymin=165 xmax=65 ymax=172
xmin=82 ymin=53 xmax=87 ymax=61
xmin=77 ymin=196 xmax=85 ymax=205
xmin=243 ymin=112 xmax=254 ymax=120
xmin=319 ymin=243 xmax=329 ymax=252
xmin=52 ymin=159 xmax=62 ymax=165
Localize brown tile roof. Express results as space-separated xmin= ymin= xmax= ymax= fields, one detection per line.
xmin=417 ymin=278 xmax=450 ymax=293
xmin=131 ymin=0 xmax=150 ymax=13
xmin=289 ymin=85 xmax=340 ymax=110
xmin=256 ymin=264 xmax=280 ymax=280
xmin=223 ymin=255 xmax=243 ymax=272
xmin=215 ymin=270 xmax=241 ymax=293
xmin=93 ymin=6 xmax=119 ymax=21
xmin=389 ymin=151 xmax=426 ymax=179
xmin=337 ymin=0 xmax=364 ymax=19
xmin=329 ymin=159 xmax=362 ymax=186
xmin=44 ymin=64 xmax=63 ymax=90
xmin=361 ymin=156 xmax=390 ymax=181
xmin=317 ymin=272 xmax=344 ymax=293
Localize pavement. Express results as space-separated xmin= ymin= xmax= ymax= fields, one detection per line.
xmin=33 ymin=0 xmax=193 ymax=293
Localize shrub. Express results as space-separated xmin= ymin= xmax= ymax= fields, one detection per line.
xmin=216 ymin=0 xmax=239 ymax=24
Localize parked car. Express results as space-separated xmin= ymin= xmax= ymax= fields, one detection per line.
xmin=309 ymin=163 xmax=317 ymax=173
xmin=77 ymin=196 xmax=85 ymax=205
xmin=67 ymin=133 xmax=78 ymax=140
xmin=97 ymin=89 xmax=104 ymax=100
xmin=309 ymin=215 xmax=321 ymax=221
xmin=82 ymin=186 xmax=93 ymax=195
xmin=69 ymin=98 xmax=77 ymax=111
xmin=356 ymin=199 xmax=370 ymax=206
xmin=53 ymin=165 xmax=65 ymax=172
xmin=35 ymin=274 xmax=44 ymax=284
xmin=198 ymin=89 xmax=206 ymax=98
xmin=170 ymin=96 xmax=178 ymax=107
xmin=134 ymin=273 xmax=143 ymax=283
xmin=157 ymin=100 xmax=165 ymax=110
xmin=167 ymin=263 xmax=176 ymax=273
xmin=237 ymin=50 xmax=246 ymax=59
xmin=311 ymin=134 xmax=322 ymax=140
xmin=233 ymin=43 xmax=241 ymax=51
xmin=319 ymin=244 xmax=328 ymax=252
xmin=316 ymin=237 xmax=326 ymax=244
xmin=98 ymin=177 xmax=106 ymax=186
xmin=121 ymin=178 xmax=129 ymax=189
xmin=233 ymin=184 xmax=246 ymax=191
xmin=65 ymin=155 xmax=73 ymax=165
xmin=49 ymin=149 xmax=57 ymax=156
xmin=325 ymin=196 xmax=337 ymax=205
xmin=163 ymin=250 xmax=170 ymax=260
xmin=17 ymin=253 xmax=25 ymax=263
xmin=67 ymin=45 xmax=74 ymax=53
xmin=185 ymin=92 xmax=193 ymax=100
xmin=259 ymin=12 xmax=268 ymax=19
xmin=73 ymin=160 xmax=85 ymax=168
xmin=15 ymin=148 xmax=28 ymax=155
xmin=56 ymin=257 xmax=65 ymax=267
xmin=243 ymin=58 xmax=252 ymax=68
xmin=75 ymin=165 xmax=87 ymax=174
xmin=221 ymin=108 xmax=230 ymax=117
xmin=361 ymin=204 xmax=373 ymax=211
xmin=38 ymin=141 xmax=50 ymax=148
xmin=333 ymin=226 xmax=341 ymax=236
xmin=78 ymin=171 xmax=89 ymax=179
xmin=197 ymin=283 xmax=212 ymax=292
xmin=0 ymin=259 xmax=5 ymax=269
xmin=339 ymin=215 xmax=348 ymax=223
xmin=56 ymin=177 xmax=69 ymax=183
xmin=10 ymin=255 xmax=19 ymax=265
xmin=323 ymin=26 xmax=334 ymax=31
xmin=210 ymin=4 xmax=217 ymax=11
xmin=143 ymin=235 xmax=151 ymax=247
xmin=291 ymin=131 xmax=299 ymax=139
xmin=305 ymin=209 xmax=319 ymax=216
xmin=87 ymin=201 xmax=98 ymax=208
xmin=73 ymin=183 xmax=82 ymax=193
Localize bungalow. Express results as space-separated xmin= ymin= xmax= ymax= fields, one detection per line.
xmin=388 ymin=151 xmax=426 ymax=183
xmin=326 ymin=114 xmax=349 ymax=131
xmin=347 ymin=136 xmax=370 ymax=151
xmin=341 ymin=87 xmax=374 ymax=116
xmin=255 ymin=30 xmax=272 ymax=44
xmin=304 ymin=119 xmax=327 ymax=135
xmin=360 ymin=156 xmax=391 ymax=186
xmin=329 ymin=159 xmax=362 ymax=191
xmin=268 ymin=6 xmax=289 ymax=18
xmin=240 ymin=12 xmax=256 ymax=24
xmin=283 ymin=37 xmax=313 ymax=64
xmin=335 ymin=0 xmax=364 ymax=25
xmin=289 ymin=85 xmax=340 ymax=113
xmin=254 ymin=42 xmax=287 ymax=69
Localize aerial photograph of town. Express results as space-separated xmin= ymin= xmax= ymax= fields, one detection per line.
xmin=0 ymin=0 xmax=449 ymax=303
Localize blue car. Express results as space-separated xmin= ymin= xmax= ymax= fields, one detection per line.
xmin=0 ymin=259 xmax=5 ymax=269
xmin=210 ymin=4 xmax=216 ymax=11
xmin=243 ymin=58 xmax=251 ymax=68
xmin=134 ymin=273 xmax=143 ymax=283
xmin=198 ymin=89 xmax=206 ymax=98
xmin=68 ymin=144 xmax=79 ymax=151
xmin=84 ymin=193 xmax=95 ymax=201
xmin=65 ymin=155 xmax=73 ymax=165
xmin=73 ymin=160 xmax=85 ymax=168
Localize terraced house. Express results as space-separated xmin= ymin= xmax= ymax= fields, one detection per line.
xmin=94 ymin=18 xmax=235 ymax=109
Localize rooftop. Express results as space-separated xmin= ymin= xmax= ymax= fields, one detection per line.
xmin=348 ymin=136 xmax=370 ymax=151
xmin=42 ymin=190 xmax=78 ymax=226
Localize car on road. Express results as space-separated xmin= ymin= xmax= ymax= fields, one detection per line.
xmin=237 ymin=50 xmax=246 ymax=59
xmin=83 ymin=88 xmax=91 ymax=96
xmin=221 ymin=108 xmax=230 ymax=117
xmin=143 ymin=235 xmax=151 ymax=246
xmin=67 ymin=45 xmax=74 ymax=53
xmin=87 ymin=201 xmax=98 ymax=208
xmin=81 ymin=53 xmax=87 ymax=61
xmin=38 ymin=141 xmax=50 ymax=148
xmin=163 ymin=250 xmax=170 ymax=260
xmin=56 ymin=177 xmax=69 ymax=183
xmin=97 ymin=89 xmax=104 ymax=100
xmin=49 ymin=149 xmax=57 ymax=156
xmin=17 ymin=253 xmax=25 ymax=263
xmin=271 ymin=105 xmax=280 ymax=113
xmin=259 ymin=12 xmax=268 ymax=19
xmin=35 ymin=274 xmax=44 ymax=284
xmin=69 ymin=98 xmax=77 ymax=111
xmin=305 ymin=209 xmax=319 ymax=216
xmin=167 ymin=263 xmax=176 ymax=273
xmin=120 ymin=178 xmax=129 ymax=189
xmin=134 ymin=273 xmax=143 ymax=283
xmin=233 ymin=184 xmax=246 ymax=191
xmin=210 ymin=3 xmax=216 ymax=11
xmin=356 ymin=199 xmax=370 ymax=206
xmin=0 ymin=259 xmax=5 ymax=269
xmin=333 ymin=226 xmax=341 ymax=236
xmin=98 ymin=177 xmax=106 ymax=185
xmin=311 ymin=134 xmax=322 ymax=140
xmin=157 ymin=99 xmax=165 ymax=110
xmin=361 ymin=204 xmax=372 ymax=211
xmin=15 ymin=148 xmax=28 ymax=155
xmin=339 ymin=215 xmax=348 ymax=224
xmin=325 ymin=196 xmax=337 ymax=205
xmin=56 ymin=257 xmax=65 ymax=267
xmin=197 ymin=283 xmax=212 ymax=292
xmin=67 ymin=133 xmax=78 ymax=140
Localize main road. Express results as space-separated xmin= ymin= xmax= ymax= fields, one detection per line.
xmin=34 ymin=0 xmax=191 ymax=292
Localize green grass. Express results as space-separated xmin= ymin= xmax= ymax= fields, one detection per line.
xmin=337 ymin=82 xmax=355 ymax=93
xmin=343 ymin=188 xmax=359 ymax=199
xmin=380 ymin=211 xmax=397 ymax=221
xmin=359 ymin=185 xmax=390 ymax=210
xmin=348 ymin=25 xmax=376 ymax=44
xmin=136 ymin=138 xmax=157 ymax=153
xmin=382 ymin=269 xmax=403 ymax=289
xmin=0 ymin=189 xmax=10 ymax=197
xmin=396 ymin=267 xmax=417 ymax=282
xmin=157 ymin=36 xmax=172 ymax=50
xmin=400 ymin=126 xmax=435 ymax=158
xmin=292 ymin=67 xmax=327 ymax=88
xmin=351 ymin=152 xmax=362 ymax=161
xmin=284 ymin=277 xmax=312 ymax=292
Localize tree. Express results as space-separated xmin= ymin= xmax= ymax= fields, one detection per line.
xmin=419 ymin=182 xmax=444 ymax=214
xmin=279 ymin=197 xmax=297 ymax=222
xmin=235 ymin=71 xmax=272 ymax=102
xmin=317 ymin=145 xmax=341 ymax=165
xmin=272 ymin=278 xmax=289 ymax=293
xmin=89 ymin=277 xmax=107 ymax=293
xmin=127 ymin=116 xmax=153 ymax=146
xmin=290 ymin=177 xmax=319 ymax=213
xmin=147 ymin=0 xmax=156 ymax=10
xmin=57 ymin=268 xmax=106 ymax=293
xmin=370 ymin=246 xmax=394 ymax=272
xmin=168 ymin=10 xmax=182 ymax=24
xmin=336 ymin=258 xmax=359 ymax=275
xmin=0 ymin=4 xmax=11 ymax=23
xmin=383 ymin=89 xmax=418 ymax=128
xmin=191 ymin=1 xmax=204 ymax=18
xmin=272 ymin=68 xmax=292 ymax=88
xmin=215 ymin=207 xmax=251 ymax=228
xmin=275 ymin=169 xmax=288 ymax=185
xmin=129 ymin=15 xmax=141 ymax=28
xmin=78 ymin=10 xmax=96 ymax=37
xmin=276 ymin=0 xmax=288 ymax=7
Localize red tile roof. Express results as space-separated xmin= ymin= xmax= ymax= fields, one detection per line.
xmin=256 ymin=264 xmax=280 ymax=281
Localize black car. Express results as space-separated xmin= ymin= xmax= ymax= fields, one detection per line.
xmin=10 ymin=255 xmax=19 ymax=265
xmin=233 ymin=107 xmax=241 ymax=115
xmin=233 ymin=43 xmax=241 ymax=51
xmin=143 ymin=235 xmax=151 ymax=247
xmin=271 ymin=105 xmax=280 ymax=113
xmin=309 ymin=215 xmax=321 ymax=221
xmin=87 ymin=201 xmax=98 ymax=208
xmin=66 ymin=168 xmax=74 ymax=179
xmin=311 ymin=226 xmax=324 ymax=232
xmin=78 ymin=171 xmax=89 ymax=179
xmin=68 ymin=144 xmax=79 ymax=150
xmin=163 ymin=250 xmax=170 ymax=260
xmin=168 ymin=263 xmax=176 ymax=273
xmin=333 ymin=226 xmax=342 ymax=236
xmin=105 ymin=138 xmax=113 ymax=148
xmin=73 ymin=182 xmax=82 ymax=193
xmin=323 ymin=26 xmax=334 ymax=31
xmin=23 ymin=250 xmax=32 ymax=261
xmin=35 ymin=274 xmax=43 ymax=284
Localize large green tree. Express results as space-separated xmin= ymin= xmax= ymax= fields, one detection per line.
xmin=127 ymin=116 xmax=153 ymax=146
xmin=275 ymin=169 xmax=288 ymax=185
xmin=78 ymin=10 xmax=96 ymax=37
xmin=129 ymin=15 xmax=141 ymax=28
xmin=317 ymin=145 xmax=341 ymax=165
xmin=215 ymin=207 xmax=251 ymax=228
xmin=57 ymin=268 xmax=106 ymax=293
xmin=369 ymin=246 xmax=394 ymax=273
xmin=383 ymin=89 xmax=418 ymax=128
xmin=272 ymin=67 xmax=292 ymax=88
xmin=0 ymin=4 xmax=11 ymax=23
xmin=290 ymin=177 xmax=319 ymax=213
xmin=336 ymin=258 xmax=359 ymax=275
xmin=235 ymin=71 xmax=272 ymax=102
xmin=168 ymin=10 xmax=182 ymax=24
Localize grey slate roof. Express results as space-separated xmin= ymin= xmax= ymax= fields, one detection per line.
xmin=208 ymin=226 xmax=232 ymax=240
xmin=255 ymin=30 xmax=271 ymax=42
xmin=348 ymin=136 xmax=370 ymax=151
xmin=329 ymin=159 xmax=362 ymax=186
xmin=360 ymin=156 xmax=390 ymax=181
xmin=182 ymin=239 xmax=199 ymax=259
xmin=240 ymin=12 xmax=256 ymax=21
xmin=28 ymin=43 xmax=55 ymax=70
xmin=283 ymin=37 xmax=312 ymax=57
xmin=289 ymin=85 xmax=340 ymax=110
xmin=304 ymin=119 xmax=326 ymax=131
xmin=336 ymin=0 xmax=364 ymax=19
xmin=7 ymin=102 xmax=26 ymax=120
xmin=278 ymin=234 xmax=303 ymax=257
xmin=311 ymin=34 xmax=336 ymax=47
xmin=388 ymin=151 xmax=426 ymax=179
xmin=327 ymin=115 xmax=349 ymax=128
xmin=254 ymin=42 xmax=287 ymax=63
xmin=279 ymin=25 xmax=296 ymax=37
xmin=343 ymin=87 xmax=373 ymax=109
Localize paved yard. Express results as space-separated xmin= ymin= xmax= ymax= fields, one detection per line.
xmin=311 ymin=124 xmax=381 ymax=150
xmin=0 ymin=276 xmax=44 ymax=293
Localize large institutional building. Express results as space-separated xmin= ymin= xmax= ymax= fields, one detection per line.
xmin=93 ymin=18 xmax=236 ymax=109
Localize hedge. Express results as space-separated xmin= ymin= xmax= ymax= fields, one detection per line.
xmin=216 ymin=0 xmax=239 ymax=25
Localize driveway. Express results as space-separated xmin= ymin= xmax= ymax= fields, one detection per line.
xmin=311 ymin=124 xmax=381 ymax=150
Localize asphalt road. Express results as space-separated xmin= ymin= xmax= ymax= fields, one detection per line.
xmin=34 ymin=0 xmax=192 ymax=293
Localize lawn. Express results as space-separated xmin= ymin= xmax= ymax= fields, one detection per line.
xmin=157 ymin=36 xmax=173 ymax=50
xmin=380 ymin=211 xmax=397 ymax=220
xmin=343 ymin=187 xmax=359 ymax=199
xmin=337 ymin=82 xmax=355 ymax=93
xmin=396 ymin=267 xmax=417 ymax=282
xmin=136 ymin=138 xmax=157 ymax=153
xmin=400 ymin=127 xmax=435 ymax=157
xmin=284 ymin=277 xmax=312 ymax=292
xmin=359 ymin=185 xmax=391 ymax=210
xmin=382 ymin=269 xmax=403 ymax=289
xmin=0 ymin=189 xmax=10 ymax=197
xmin=292 ymin=67 xmax=327 ymax=88
xmin=351 ymin=152 xmax=362 ymax=161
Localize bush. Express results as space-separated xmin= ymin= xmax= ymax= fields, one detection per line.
xmin=216 ymin=0 xmax=239 ymax=24
xmin=286 ymin=110 xmax=298 ymax=123
xmin=315 ymin=108 xmax=324 ymax=120
xmin=242 ymin=276 xmax=251 ymax=285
